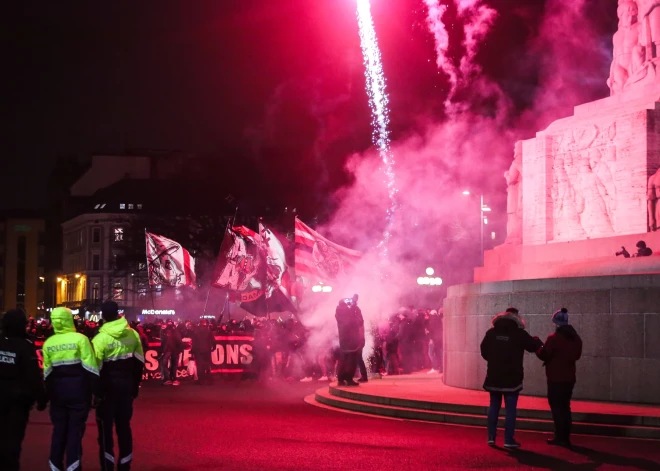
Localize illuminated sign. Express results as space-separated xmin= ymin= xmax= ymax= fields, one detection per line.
xmin=141 ymin=309 xmax=176 ymax=315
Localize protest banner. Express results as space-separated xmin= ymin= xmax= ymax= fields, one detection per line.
xmin=35 ymin=335 xmax=255 ymax=381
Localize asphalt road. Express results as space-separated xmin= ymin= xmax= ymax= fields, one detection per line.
xmin=22 ymin=379 xmax=660 ymax=471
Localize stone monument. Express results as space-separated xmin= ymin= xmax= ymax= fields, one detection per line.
xmin=444 ymin=1 xmax=660 ymax=405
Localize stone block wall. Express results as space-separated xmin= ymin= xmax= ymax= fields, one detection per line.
xmin=444 ymin=275 xmax=660 ymax=404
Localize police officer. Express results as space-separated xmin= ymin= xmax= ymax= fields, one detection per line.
xmin=42 ymin=307 xmax=99 ymax=471
xmin=92 ymin=301 xmax=144 ymax=471
xmin=0 ymin=309 xmax=48 ymax=470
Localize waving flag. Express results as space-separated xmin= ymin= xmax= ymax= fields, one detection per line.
xmin=145 ymin=232 xmax=196 ymax=287
xmin=294 ymin=217 xmax=361 ymax=284
xmin=212 ymin=227 xmax=264 ymax=303
xmin=259 ymin=222 xmax=297 ymax=313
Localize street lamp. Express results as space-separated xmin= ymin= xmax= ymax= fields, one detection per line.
xmin=462 ymin=191 xmax=491 ymax=265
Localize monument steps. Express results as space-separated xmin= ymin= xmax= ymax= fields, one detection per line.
xmin=314 ymin=386 xmax=660 ymax=440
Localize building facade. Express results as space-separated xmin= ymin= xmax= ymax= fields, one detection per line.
xmin=58 ymin=212 xmax=148 ymax=311
xmin=0 ymin=218 xmax=46 ymax=314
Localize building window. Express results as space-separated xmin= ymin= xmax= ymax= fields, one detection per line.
xmin=92 ymin=254 xmax=100 ymax=271
xmin=128 ymin=204 xmax=134 ymax=210
xmin=138 ymin=262 xmax=147 ymax=271
xmin=93 ymin=283 xmax=99 ymax=302
xmin=16 ymin=236 xmax=26 ymax=308
xmin=113 ymin=282 xmax=124 ymax=300
xmin=119 ymin=204 xmax=126 ymax=210
xmin=92 ymin=227 xmax=101 ymax=244
xmin=137 ymin=280 xmax=147 ymax=298
xmin=114 ymin=227 xmax=124 ymax=242
xmin=137 ymin=204 xmax=143 ymax=210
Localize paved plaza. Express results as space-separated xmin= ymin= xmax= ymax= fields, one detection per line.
xmin=21 ymin=379 xmax=660 ymax=470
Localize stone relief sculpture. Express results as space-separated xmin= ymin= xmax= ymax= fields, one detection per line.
xmin=648 ymin=167 xmax=660 ymax=230
xmin=608 ymin=0 xmax=646 ymax=94
xmin=607 ymin=0 xmax=660 ymax=94
xmin=504 ymin=141 xmax=523 ymax=244
xmin=550 ymin=123 xmax=617 ymax=241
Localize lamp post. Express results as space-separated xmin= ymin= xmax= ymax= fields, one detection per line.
xmin=462 ymin=191 xmax=491 ymax=265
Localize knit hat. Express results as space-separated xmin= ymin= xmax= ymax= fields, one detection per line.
xmin=552 ymin=308 xmax=569 ymax=327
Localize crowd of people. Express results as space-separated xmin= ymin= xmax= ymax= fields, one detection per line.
xmin=2 ymin=296 xmax=585 ymax=468
xmin=20 ymin=305 xmax=445 ymax=386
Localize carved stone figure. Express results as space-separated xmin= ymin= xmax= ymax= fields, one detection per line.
xmin=648 ymin=167 xmax=660 ymax=230
xmin=504 ymin=141 xmax=523 ymax=244
xmin=576 ymin=155 xmax=615 ymax=238
xmin=608 ymin=1 xmax=646 ymax=94
xmin=639 ymin=0 xmax=660 ymax=60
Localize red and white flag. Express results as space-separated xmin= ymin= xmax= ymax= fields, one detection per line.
xmin=212 ymin=227 xmax=264 ymax=303
xmin=145 ymin=232 xmax=196 ymax=288
xmin=259 ymin=223 xmax=297 ymax=312
xmin=294 ymin=217 xmax=361 ymax=284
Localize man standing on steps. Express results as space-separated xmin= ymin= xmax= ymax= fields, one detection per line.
xmin=480 ymin=307 xmax=543 ymax=449
xmin=92 ymin=301 xmax=145 ymax=471
xmin=335 ymin=294 xmax=363 ymax=387
xmin=536 ymin=308 xmax=582 ymax=448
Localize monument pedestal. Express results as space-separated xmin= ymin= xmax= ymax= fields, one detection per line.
xmin=443 ymin=274 xmax=660 ymax=404
xmin=476 ymin=231 xmax=660 ymax=282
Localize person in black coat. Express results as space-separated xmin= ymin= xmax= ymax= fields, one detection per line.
xmin=335 ymin=295 xmax=363 ymax=387
xmin=0 ymin=309 xmax=48 ymax=470
xmin=480 ymin=308 xmax=543 ymax=449
xmin=191 ymin=320 xmax=216 ymax=384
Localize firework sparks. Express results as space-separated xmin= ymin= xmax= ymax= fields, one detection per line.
xmin=356 ymin=0 xmax=397 ymax=263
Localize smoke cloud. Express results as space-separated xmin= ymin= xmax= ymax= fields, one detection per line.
xmin=299 ymin=0 xmax=614 ymax=353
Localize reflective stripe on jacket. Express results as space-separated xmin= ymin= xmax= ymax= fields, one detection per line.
xmin=42 ymin=308 xmax=99 ymax=379
xmin=92 ymin=317 xmax=145 ymax=366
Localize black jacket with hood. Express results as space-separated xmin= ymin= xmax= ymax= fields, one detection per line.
xmin=0 ymin=310 xmax=48 ymax=408
xmin=480 ymin=312 xmax=543 ymax=393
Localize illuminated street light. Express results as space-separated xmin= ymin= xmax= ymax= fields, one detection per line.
xmin=462 ymin=190 xmax=470 ymax=195
xmin=417 ymin=277 xmax=443 ymax=286
xmin=312 ymin=283 xmax=333 ymax=293
xmin=75 ymin=274 xmax=81 ymax=278
xmin=425 ymin=267 xmax=434 ymax=276
xmin=56 ymin=277 xmax=62 ymax=282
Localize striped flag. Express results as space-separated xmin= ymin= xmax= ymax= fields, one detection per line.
xmin=145 ymin=232 xmax=196 ymax=288
xmin=294 ymin=217 xmax=361 ymax=284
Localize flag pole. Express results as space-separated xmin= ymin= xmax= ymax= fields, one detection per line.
xmin=145 ymin=229 xmax=156 ymax=310
xmin=203 ymin=208 xmax=238 ymax=318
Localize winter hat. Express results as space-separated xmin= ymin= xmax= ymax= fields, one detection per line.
xmin=552 ymin=308 xmax=569 ymax=327
xmin=2 ymin=309 xmax=28 ymax=337
xmin=101 ymin=301 xmax=120 ymax=322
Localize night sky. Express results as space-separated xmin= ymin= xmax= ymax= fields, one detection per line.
xmin=4 ymin=0 xmax=616 ymax=211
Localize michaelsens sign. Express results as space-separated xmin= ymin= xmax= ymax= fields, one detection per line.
xmin=34 ymin=335 xmax=254 ymax=381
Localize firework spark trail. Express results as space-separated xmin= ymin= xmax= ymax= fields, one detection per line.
xmin=356 ymin=0 xmax=397 ymax=263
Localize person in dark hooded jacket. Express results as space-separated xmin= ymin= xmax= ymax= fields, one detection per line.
xmin=480 ymin=307 xmax=543 ymax=448
xmin=0 ymin=309 xmax=48 ymax=471
xmin=536 ymin=308 xmax=582 ymax=447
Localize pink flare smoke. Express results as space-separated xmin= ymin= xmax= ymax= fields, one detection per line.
xmin=423 ymin=0 xmax=457 ymax=97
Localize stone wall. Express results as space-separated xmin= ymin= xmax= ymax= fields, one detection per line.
xmin=443 ymin=275 xmax=660 ymax=404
